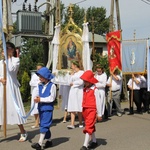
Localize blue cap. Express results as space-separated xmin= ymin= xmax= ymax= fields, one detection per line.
xmin=36 ymin=67 xmax=54 ymax=80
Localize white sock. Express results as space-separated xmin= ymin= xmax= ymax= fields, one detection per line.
xmin=83 ymin=133 xmax=90 ymax=147
xmin=91 ymin=132 xmax=97 ymax=143
xmin=38 ymin=133 xmax=46 ymax=146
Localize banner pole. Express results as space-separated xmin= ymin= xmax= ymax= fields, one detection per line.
xmin=130 ymin=75 xmax=134 ymax=114
xmin=3 ymin=60 xmax=7 ymax=137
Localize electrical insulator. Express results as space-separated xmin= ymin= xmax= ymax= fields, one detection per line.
xmin=34 ymin=5 xmax=37 ymax=12
xmin=28 ymin=3 xmax=31 ymax=11
xmin=24 ymin=0 xmax=27 ymax=3
xmin=22 ymin=3 xmax=26 ymax=11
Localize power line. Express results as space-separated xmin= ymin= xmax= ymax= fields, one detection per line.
xmin=64 ymin=0 xmax=87 ymax=9
xmin=141 ymin=0 xmax=150 ymax=5
xmin=74 ymin=0 xmax=87 ymax=5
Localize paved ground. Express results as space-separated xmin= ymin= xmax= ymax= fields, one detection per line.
xmin=1 ymin=101 xmax=150 ymax=150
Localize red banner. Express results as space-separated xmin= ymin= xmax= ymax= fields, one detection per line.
xmin=106 ymin=30 xmax=122 ymax=73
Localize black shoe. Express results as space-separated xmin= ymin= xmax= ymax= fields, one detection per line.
xmin=80 ymin=146 xmax=88 ymax=150
xmin=31 ymin=143 xmax=41 ymax=150
xmin=43 ymin=141 xmax=53 ymax=149
xmin=128 ymin=113 xmax=134 ymax=115
xmin=88 ymin=142 xmax=98 ymax=149
xmin=136 ymin=111 xmax=143 ymax=114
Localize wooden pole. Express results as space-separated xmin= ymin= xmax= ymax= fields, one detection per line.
xmin=130 ymin=75 xmax=134 ymax=113
xmin=115 ymin=0 xmax=121 ymax=30
xmin=3 ymin=61 xmax=7 ymax=137
xmin=92 ymin=17 xmax=95 ymax=58
xmin=109 ymin=0 xmax=114 ymax=32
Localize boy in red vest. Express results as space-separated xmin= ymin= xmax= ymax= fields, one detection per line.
xmin=80 ymin=70 xmax=103 ymax=150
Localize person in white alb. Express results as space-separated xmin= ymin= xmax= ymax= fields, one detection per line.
xmin=0 ymin=42 xmax=27 ymax=142
xmin=106 ymin=69 xmax=123 ymax=117
xmin=127 ymin=74 xmax=142 ymax=114
xmin=94 ymin=64 xmax=107 ymax=119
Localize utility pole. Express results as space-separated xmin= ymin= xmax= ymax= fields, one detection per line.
xmin=109 ymin=0 xmax=121 ymax=31
xmin=109 ymin=0 xmax=114 ymax=32
xmin=89 ymin=17 xmax=97 ymax=62
xmin=55 ymin=0 xmax=60 ymax=25
xmin=43 ymin=0 xmax=55 ymax=66
xmin=115 ymin=0 xmax=121 ymax=30
xmin=109 ymin=0 xmax=128 ymax=101
xmin=45 ymin=0 xmax=61 ymax=68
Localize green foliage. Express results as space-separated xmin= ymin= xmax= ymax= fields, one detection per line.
xmin=62 ymin=5 xmax=109 ymax=35
xmin=93 ymin=53 xmax=110 ymax=76
xmin=87 ymin=7 xmax=109 ymax=35
xmin=18 ymin=38 xmax=44 ymax=82
xmin=63 ymin=4 xmax=85 ymax=29
xmin=20 ymin=71 xmax=30 ymax=102
xmin=18 ymin=38 xmax=44 ymax=102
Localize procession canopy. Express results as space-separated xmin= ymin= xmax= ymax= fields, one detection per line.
xmin=51 ymin=4 xmax=85 ymax=85
xmin=57 ymin=4 xmax=83 ymax=71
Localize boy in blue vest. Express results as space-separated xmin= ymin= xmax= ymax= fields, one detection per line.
xmin=31 ymin=67 xmax=56 ymax=150
xmin=80 ymin=70 xmax=103 ymax=150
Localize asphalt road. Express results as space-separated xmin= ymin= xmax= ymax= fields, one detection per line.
xmin=1 ymin=101 xmax=150 ymax=150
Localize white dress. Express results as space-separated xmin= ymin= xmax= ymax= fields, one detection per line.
xmin=67 ymin=70 xmax=84 ymax=112
xmin=29 ymin=73 xmax=40 ymax=116
xmin=0 ymin=57 xmax=26 ymax=125
xmin=59 ymin=85 xmax=70 ymax=111
xmin=95 ymin=72 xmax=107 ymax=115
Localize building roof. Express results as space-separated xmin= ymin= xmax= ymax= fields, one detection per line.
xmin=89 ymin=32 xmax=106 ymax=43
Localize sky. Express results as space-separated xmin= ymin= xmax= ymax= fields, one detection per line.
xmin=12 ymin=0 xmax=150 ymax=40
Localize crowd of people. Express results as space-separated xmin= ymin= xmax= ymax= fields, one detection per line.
xmin=0 ymin=42 xmax=150 ymax=150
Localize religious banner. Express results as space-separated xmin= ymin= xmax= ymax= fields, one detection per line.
xmin=122 ymin=40 xmax=147 ymax=74
xmin=106 ymin=30 xmax=122 ymax=73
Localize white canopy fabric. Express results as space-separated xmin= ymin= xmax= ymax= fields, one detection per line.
xmin=51 ymin=24 xmax=61 ymax=73
xmin=82 ymin=22 xmax=93 ymax=71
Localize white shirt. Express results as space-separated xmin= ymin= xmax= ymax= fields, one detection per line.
xmin=107 ymin=74 xmax=122 ymax=91
xmin=34 ymin=82 xmax=56 ymax=103
xmin=95 ymin=72 xmax=107 ymax=90
xmin=140 ymin=75 xmax=147 ymax=88
xmin=127 ymin=77 xmax=141 ymax=90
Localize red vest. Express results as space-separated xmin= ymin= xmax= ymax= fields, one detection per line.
xmin=82 ymin=87 xmax=96 ymax=109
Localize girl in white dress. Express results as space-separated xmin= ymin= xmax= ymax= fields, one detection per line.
xmin=30 ymin=63 xmax=44 ymax=128
xmin=0 ymin=42 xmax=27 ymax=142
xmin=67 ymin=61 xmax=84 ymax=129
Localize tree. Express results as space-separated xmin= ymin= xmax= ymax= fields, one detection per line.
xmin=62 ymin=4 xmax=109 ymax=35
xmin=93 ymin=53 xmax=109 ymax=76
xmin=18 ymin=38 xmax=44 ymax=79
xmin=62 ymin=4 xmax=85 ymax=29
xmin=87 ymin=6 xmax=109 ymax=35
xmin=20 ymin=71 xmax=30 ymax=102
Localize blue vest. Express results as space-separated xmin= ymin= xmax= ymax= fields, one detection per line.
xmin=38 ymin=82 xmax=54 ymax=111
